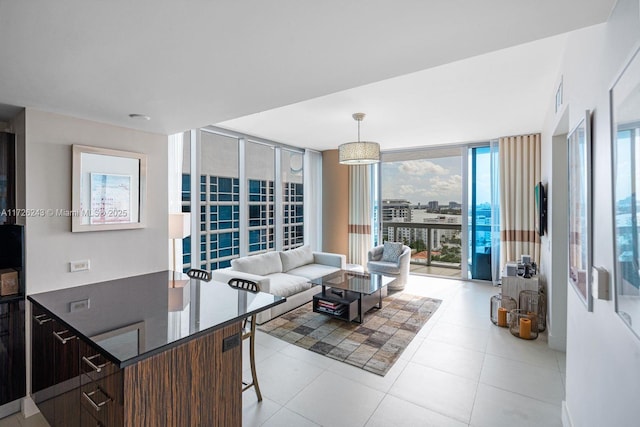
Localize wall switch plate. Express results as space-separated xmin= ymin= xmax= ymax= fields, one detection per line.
xmin=69 ymin=299 xmax=90 ymax=312
xmin=70 ymin=259 xmax=90 ymax=272
xmin=592 ymin=266 xmax=610 ymax=300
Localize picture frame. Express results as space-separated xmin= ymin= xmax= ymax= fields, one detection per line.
xmin=72 ymin=145 xmax=147 ymax=232
xmin=567 ymin=110 xmax=592 ymax=311
xmin=611 ymin=44 xmax=640 ymax=339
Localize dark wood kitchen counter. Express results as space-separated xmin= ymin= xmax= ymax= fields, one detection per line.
xmin=28 ymin=271 xmax=285 ymax=427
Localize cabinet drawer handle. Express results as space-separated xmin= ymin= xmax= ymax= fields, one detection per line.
xmin=82 ymin=388 xmax=111 ymax=412
xmin=53 ymin=329 xmax=76 ymax=344
xmin=82 ymin=355 xmax=109 ymax=373
xmin=33 ymin=314 xmax=52 ymax=325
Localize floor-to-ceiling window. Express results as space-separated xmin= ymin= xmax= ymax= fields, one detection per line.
xmin=380 ymin=147 xmax=465 ymax=278
xmin=378 ymin=143 xmax=499 ymax=281
xmin=180 ymin=127 xmax=305 ymax=272
xmin=468 ymin=145 xmax=498 ymax=280
xmin=185 ymin=131 xmax=241 ymax=271
xmin=281 ymin=149 xmax=304 ymax=250
xmin=246 ymin=141 xmax=275 ymax=254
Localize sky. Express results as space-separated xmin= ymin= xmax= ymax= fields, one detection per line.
xmin=381 ymin=153 xmax=492 ymax=206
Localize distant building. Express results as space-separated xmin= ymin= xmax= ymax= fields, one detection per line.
xmin=381 ymin=199 xmax=464 ymax=247
xmin=381 ymin=199 xmax=411 ymax=221
xmin=381 ymin=199 xmax=411 ymax=241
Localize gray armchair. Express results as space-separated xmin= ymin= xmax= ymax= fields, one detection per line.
xmin=367 ymin=244 xmax=411 ymax=291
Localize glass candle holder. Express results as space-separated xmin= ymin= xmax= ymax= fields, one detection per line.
xmin=509 ymin=309 xmax=539 ymax=340
xmin=519 ymin=290 xmax=546 ymax=332
xmin=490 ymin=294 xmax=517 ymax=327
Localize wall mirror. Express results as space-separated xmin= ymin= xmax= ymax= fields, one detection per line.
xmin=611 ymin=45 xmax=640 ymax=339
xmin=567 ymin=110 xmax=592 ymax=311
xmin=72 ymin=145 xmax=147 ymax=232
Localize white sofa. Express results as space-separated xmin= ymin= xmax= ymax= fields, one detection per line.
xmin=211 ymin=245 xmax=346 ymax=324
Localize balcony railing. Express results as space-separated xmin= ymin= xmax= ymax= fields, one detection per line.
xmin=382 ymin=221 xmax=462 ymax=271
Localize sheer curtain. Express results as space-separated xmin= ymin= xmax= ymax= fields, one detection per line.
xmin=304 ymin=149 xmax=322 ymax=251
xmin=499 ymin=134 xmax=541 ymax=269
xmin=349 ymin=164 xmax=372 ymax=266
xmin=490 ymin=139 xmax=501 ymax=285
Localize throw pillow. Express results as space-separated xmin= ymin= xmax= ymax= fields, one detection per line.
xmin=280 ymin=245 xmax=314 ymax=272
xmin=231 ymin=251 xmax=283 ymax=276
xmin=381 ymin=241 xmax=404 ymax=263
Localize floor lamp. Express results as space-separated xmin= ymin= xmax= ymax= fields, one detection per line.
xmin=169 ymin=213 xmax=190 ymax=311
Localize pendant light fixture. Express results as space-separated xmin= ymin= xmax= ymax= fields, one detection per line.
xmin=338 ymin=113 xmax=380 ymax=165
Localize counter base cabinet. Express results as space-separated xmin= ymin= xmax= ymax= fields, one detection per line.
xmin=31 ymin=305 xmax=80 ymax=427
xmin=32 ymin=308 xmax=243 ymax=427
xmin=0 ymin=300 xmax=25 ymax=406
xmin=123 ymin=322 xmax=242 ymax=427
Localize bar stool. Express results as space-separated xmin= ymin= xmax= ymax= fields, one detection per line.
xmin=227 ymin=277 xmax=262 ymax=401
xmin=187 ymin=268 xmax=212 ymax=282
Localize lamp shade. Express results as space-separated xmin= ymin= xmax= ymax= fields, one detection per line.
xmin=169 ymin=213 xmax=190 ymax=239
xmin=338 ymin=141 xmax=380 ymax=165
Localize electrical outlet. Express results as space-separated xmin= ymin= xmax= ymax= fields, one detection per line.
xmin=70 ymin=259 xmax=90 ymax=272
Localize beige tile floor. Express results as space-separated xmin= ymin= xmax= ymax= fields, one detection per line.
xmin=1 ymin=275 xmax=565 ymax=427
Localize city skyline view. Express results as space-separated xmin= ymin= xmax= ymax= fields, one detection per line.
xmin=381 ymin=153 xmax=492 ymax=206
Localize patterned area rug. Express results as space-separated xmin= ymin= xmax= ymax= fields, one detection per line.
xmin=258 ymin=292 xmax=442 ymax=376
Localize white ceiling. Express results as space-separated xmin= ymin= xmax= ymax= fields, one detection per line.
xmin=0 ymin=0 xmax=615 ymax=151
xmin=218 ymin=33 xmax=570 ymax=151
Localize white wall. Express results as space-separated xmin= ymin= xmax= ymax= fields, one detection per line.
xmin=22 ymin=109 xmax=168 ymax=294
xmin=541 ymin=120 xmax=570 ymax=351
xmin=541 ymin=0 xmax=640 ymax=425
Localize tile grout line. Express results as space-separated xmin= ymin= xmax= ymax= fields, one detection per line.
xmin=467 ymin=350 xmax=488 ymax=426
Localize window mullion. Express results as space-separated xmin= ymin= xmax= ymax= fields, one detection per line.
xmin=275 ymin=147 xmax=283 ymax=251
xmin=239 ymin=138 xmax=248 ymax=258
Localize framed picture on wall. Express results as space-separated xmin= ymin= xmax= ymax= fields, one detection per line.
xmin=567 ymin=110 xmax=592 ymax=311
xmin=72 ymin=144 xmax=146 ymax=232
xmin=611 ymin=44 xmax=640 ymax=339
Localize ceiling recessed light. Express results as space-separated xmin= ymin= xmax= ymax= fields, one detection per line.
xmin=129 ymin=113 xmax=151 ymax=120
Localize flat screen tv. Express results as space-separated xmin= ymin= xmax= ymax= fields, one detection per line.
xmin=535 ymin=182 xmax=547 ymax=236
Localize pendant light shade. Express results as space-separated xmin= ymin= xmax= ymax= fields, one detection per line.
xmin=339 ymin=113 xmax=380 ymax=165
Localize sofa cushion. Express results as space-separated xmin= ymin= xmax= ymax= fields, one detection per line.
xmin=266 ymin=273 xmax=312 ymax=297
xmin=382 ymin=241 xmax=404 ymax=263
xmin=367 ymin=260 xmax=401 ymax=275
xmin=287 ymin=264 xmax=340 ymax=280
xmin=231 ymin=251 xmax=283 ymax=276
xmin=280 ymin=245 xmax=315 ymax=272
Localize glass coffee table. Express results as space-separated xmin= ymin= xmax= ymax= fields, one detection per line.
xmin=309 ymin=270 xmax=395 ymax=323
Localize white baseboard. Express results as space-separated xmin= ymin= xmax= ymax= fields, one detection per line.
xmin=21 ymin=396 xmax=39 ymax=418
xmin=548 ymin=332 xmax=567 ymax=352
xmin=0 ymin=399 xmax=21 ymax=419
xmin=562 ymin=400 xmax=573 ymax=427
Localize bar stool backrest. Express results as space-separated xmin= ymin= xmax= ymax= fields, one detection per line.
xmin=187 ymin=269 xmax=212 ymax=282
